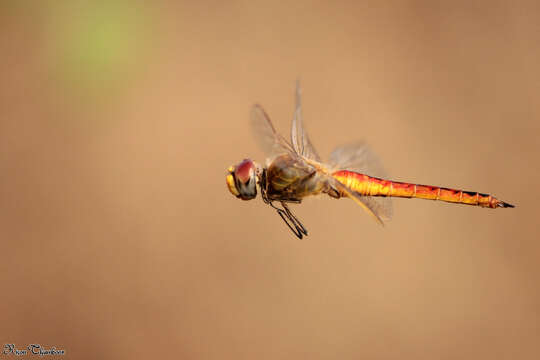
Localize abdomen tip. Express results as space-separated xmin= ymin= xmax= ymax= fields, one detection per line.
xmin=499 ymin=202 xmax=515 ymax=208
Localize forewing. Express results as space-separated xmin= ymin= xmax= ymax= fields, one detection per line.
xmin=251 ymin=104 xmax=294 ymax=160
xmin=291 ymin=81 xmax=322 ymax=161
xmin=329 ymin=141 xmax=393 ymax=222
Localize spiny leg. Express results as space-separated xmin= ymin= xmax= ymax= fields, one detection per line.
xmin=281 ymin=202 xmax=307 ymax=238
xmin=264 ymin=200 xmax=307 ymax=239
xmin=258 ymin=180 xmax=307 ymax=238
xmin=276 ymin=208 xmax=305 ymax=239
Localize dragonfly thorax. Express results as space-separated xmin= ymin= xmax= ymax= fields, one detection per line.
xmin=226 ymin=159 xmax=260 ymax=200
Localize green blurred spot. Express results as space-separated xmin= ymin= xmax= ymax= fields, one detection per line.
xmin=51 ymin=2 xmax=152 ymax=99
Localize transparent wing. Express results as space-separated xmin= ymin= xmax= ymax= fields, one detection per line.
xmin=291 ymin=81 xmax=322 ymax=162
xmin=352 ymin=194 xmax=392 ymax=223
xmin=329 ymin=141 xmax=393 ymax=222
xmin=250 ymin=104 xmax=295 ymax=160
xmin=329 ymin=141 xmax=388 ymax=178
xmin=329 ymin=177 xmax=391 ymax=225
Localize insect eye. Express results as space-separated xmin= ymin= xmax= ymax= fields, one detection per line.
xmin=235 ymin=159 xmax=255 ymax=184
xmin=226 ymin=166 xmax=240 ymax=197
xmin=225 ymin=159 xmax=258 ymax=201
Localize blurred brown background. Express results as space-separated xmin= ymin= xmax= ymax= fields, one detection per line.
xmin=1 ymin=1 xmax=539 ymax=359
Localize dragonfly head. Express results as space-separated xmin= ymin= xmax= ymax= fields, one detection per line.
xmin=226 ymin=159 xmax=259 ymax=200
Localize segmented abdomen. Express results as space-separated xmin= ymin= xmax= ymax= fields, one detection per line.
xmin=332 ymin=170 xmax=514 ymax=208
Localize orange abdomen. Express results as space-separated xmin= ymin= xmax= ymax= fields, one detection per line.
xmin=332 ymin=170 xmax=514 ymax=209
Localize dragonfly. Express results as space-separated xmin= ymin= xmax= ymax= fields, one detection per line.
xmin=226 ymin=82 xmax=514 ymax=238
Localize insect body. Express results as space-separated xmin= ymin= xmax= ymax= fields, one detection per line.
xmin=226 ymin=83 xmax=514 ymax=238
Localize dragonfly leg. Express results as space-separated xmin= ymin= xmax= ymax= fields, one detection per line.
xmin=259 ymin=179 xmax=307 ymax=239
xmin=263 ymin=199 xmax=307 ymax=239
xmin=280 ymin=202 xmax=308 ymax=239
xmin=277 ymin=208 xmax=305 ymax=239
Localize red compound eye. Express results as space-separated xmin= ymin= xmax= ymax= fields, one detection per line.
xmin=235 ymin=159 xmax=254 ymax=184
